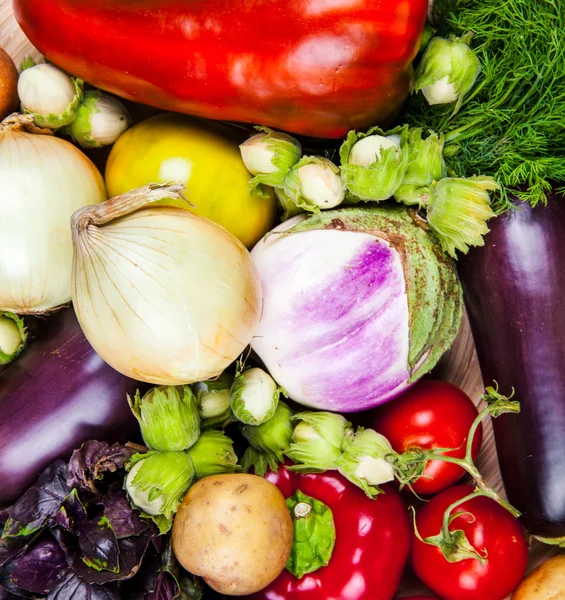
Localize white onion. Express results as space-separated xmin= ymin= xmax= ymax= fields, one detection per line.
xmin=71 ymin=183 xmax=262 ymax=385
xmin=0 ymin=115 xmax=106 ymax=313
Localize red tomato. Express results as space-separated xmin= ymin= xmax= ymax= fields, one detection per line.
xmin=372 ymin=380 xmax=483 ymax=495
xmin=411 ymin=485 xmax=528 ymax=600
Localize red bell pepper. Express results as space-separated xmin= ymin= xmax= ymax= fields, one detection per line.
xmin=13 ymin=0 xmax=428 ymax=138
xmin=248 ymin=466 xmax=411 ymax=600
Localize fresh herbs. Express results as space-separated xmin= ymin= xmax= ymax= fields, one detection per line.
xmin=407 ymin=0 xmax=565 ymax=209
xmin=0 ymin=441 xmax=208 ymax=600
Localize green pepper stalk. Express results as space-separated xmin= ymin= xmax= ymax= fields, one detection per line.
xmin=335 ymin=428 xmax=395 ymax=498
xmin=285 ymin=490 xmax=336 ymax=579
xmin=128 ymin=385 xmax=200 ymax=452
xmin=193 ymin=373 xmax=233 ymax=430
xmin=394 ymin=128 xmax=446 ymax=207
xmin=426 ymin=175 xmax=498 ymax=258
xmin=125 ymin=450 xmax=195 ymax=530
xmin=187 ymin=430 xmax=240 ymax=479
xmin=241 ymin=401 xmax=295 ymax=476
xmin=67 ymin=90 xmax=131 ymax=148
xmin=239 ymin=126 xmax=302 ymax=192
xmin=17 ymin=62 xmax=83 ymax=129
xmin=340 ymin=126 xmax=410 ymax=201
xmin=282 ymin=156 xmax=345 ymax=214
xmin=413 ymin=34 xmax=481 ymax=114
xmin=286 ymin=412 xmax=353 ymax=472
xmin=0 ymin=312 xmax=27 ymax=365
xmin=230 ymin=366 xmax=284 ymax=426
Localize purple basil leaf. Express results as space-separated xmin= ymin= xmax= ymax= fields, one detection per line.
xmin=0 ymin=535 xmax=29 ymax=568
xmin=68 ymin=442 xmax=135 ymax=498
xmin=11 ymin=536 xmax=67 ymax=594
xmin=57 ymin=490 xmax=88 ymax=533
xmin=0 ymin=560 xmax=32 ymax=598
xmin=78 ymin=517 xmax=119 ymax=573
xmin=118 ymin=549 xmax=160 ymax=600
xmin=158 ymin=537 xmax=203 ymax=600
xmin=146 ymin=572 xmax=176 ymax=600
xmin=3 ymin=462 xmax=70 ymax=537
xmin=176 ymin=574 xmax=204 ymax=600
xmin=47 ymin=570 xmax=119 ymax=600
xmin=103 ymin=484 xmax=148 ymax=539
xmin=74 ymin=532 xmax=153 ymax=584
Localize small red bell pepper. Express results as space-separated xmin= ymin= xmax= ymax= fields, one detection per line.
xmin=248 ymin=466 xmax=411 ymax=600
xmin=13 ymin=0 xmax=428 ymax=138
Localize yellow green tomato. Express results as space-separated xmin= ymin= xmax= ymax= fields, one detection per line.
xmin=105 ymin=113 xmax=276 ymax=247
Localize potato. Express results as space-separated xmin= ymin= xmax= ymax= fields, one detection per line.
xmin=172 ymin=473 xmax=293 ymax=596
xmin=513 ymin=555 xmax=565 ymax=599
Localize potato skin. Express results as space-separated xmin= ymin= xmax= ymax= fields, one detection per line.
xmin=513 ymin=555 xmax=565 ymax=599
xmin=172 ymin=473 xmax=293 ymax=596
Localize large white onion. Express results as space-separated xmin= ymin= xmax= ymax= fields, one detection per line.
xmin=71 ymin=183 xmax=262 ymax=385
xmin=0 ymin=115 xmax=106 ymax=313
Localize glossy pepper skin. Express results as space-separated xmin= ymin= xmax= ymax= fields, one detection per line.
xmin=248 ymin=466 xmax=411 ymax=600
xmin=13 ymin=0 xmax=428 ymax=139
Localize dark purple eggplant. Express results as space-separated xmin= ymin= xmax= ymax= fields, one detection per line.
xmin=459 ymin=195 xmax=565 ymax=537
xmin=0 ymin=308 xmax=141 ymax=507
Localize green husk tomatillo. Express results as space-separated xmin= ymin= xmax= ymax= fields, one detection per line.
xmin=193 ymin=373 xmax=233 ymax=430
xmin=427 ymin=176 xmax=498 ymax=258
xmin=187 ymin=430 xmax=240 ymax=479
xmin=241 ymin=401 xmax=294 ymax=476
xmin=283 ymin=156 xmax=345 ymax=214
xmin=17 ymin=62 xmax=84 ymax=129
xmin=394 ymin=128 xmax=446 ymax=206
xmin=239 ymin=126 xmax=302 ymax=193
xmin=0 ymin=312 xmax=27 ymax=365
xmin=125 ymin=451 xmax=195 ymax=531
xmin=335 ymin=428 xmax=395 ymax=497
xmin=413 ymin=34 xmax=481 ymax=114
xmin=67 ymin=90 xmax=131 ymax=148
xmin=286 ymin=412 xmax=353 ymax=472
xmin=128 ymin=386 xmax=200 ymax=452
xmin=339 ymin=126 xmax=410 ymax=202
xmin=230 ymin=366 xmax=283 ymax=426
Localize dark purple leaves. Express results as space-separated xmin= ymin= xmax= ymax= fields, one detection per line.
xmin=103 ymin=484 xmax=148 ymax=539
xmin=1 ymin=443 xmax=163 ymax=600
xmin=74 ymin=532 xmax=153 ymax=584
xmin=47 ymin=571 xmax=120 ymax=600
xmin=78 ymin=518 xmax=119 ymax=573
xmin=11 ymin=537 xmax=67 ymax=594
xmin=0 ymin=535 xmax=29 ymax=568
xmin=3 ymin=462 xmax=71 ymax=537
xmin=68 ymin=442 xmax=136 ymax=498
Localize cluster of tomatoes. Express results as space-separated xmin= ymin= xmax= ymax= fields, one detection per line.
xmin=374 ymin=380 xmax=528 ymax=600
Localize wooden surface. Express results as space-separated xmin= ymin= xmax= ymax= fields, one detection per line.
xmin=0 ymin=1 xmax=556 ymax=597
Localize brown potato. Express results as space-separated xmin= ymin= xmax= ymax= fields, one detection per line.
xmin=0 ymin=47 xmax=19 ymax=120
xmin=172 ymin=473 xmax=293 ymax=596
xmin=513 ymin=555 xmax=565 ymax=599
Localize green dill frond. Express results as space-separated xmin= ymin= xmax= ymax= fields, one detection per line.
xmin=406 ymin=0 xmax=565 ymax=211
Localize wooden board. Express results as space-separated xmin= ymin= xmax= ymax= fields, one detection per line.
xmin=0 ymin=2 xmax=557 ymax=596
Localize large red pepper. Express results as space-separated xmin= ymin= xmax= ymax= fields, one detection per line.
xmin=13 ymin=0 xmax=428 ymax=138
xmin=249 ymin=466 xmax=411 ymax=600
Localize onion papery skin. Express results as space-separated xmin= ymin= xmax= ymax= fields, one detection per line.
xmin=0 ymin=121 xmax=106 ymax=313
xmin=251 ymin=206 xmax=462 ymax=412
xmin=72 ymin=204 xmax=262 ymax=385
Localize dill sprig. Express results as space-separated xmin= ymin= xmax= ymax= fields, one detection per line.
xmin=406 ymin=0 xmax=565 ymax=210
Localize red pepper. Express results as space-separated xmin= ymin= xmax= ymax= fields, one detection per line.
xmin=248 ymin=466 xmax=411 ymax=600
xmin=13 ymin=0 xmax=428 ymax=138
